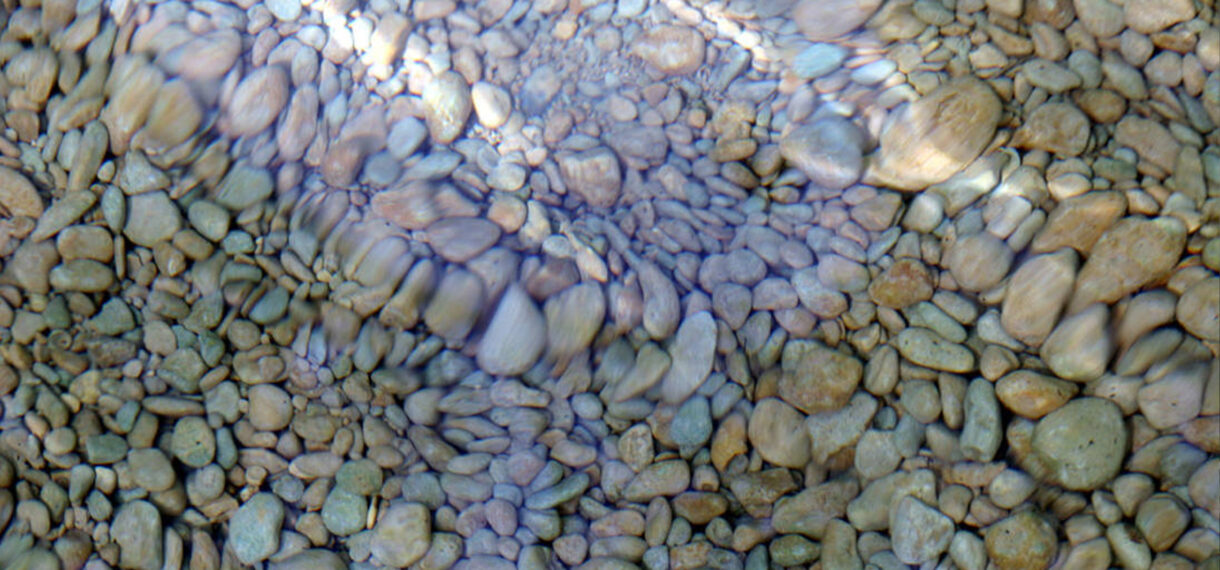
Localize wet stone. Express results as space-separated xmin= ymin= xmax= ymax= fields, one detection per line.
xmin=891 ymin=496 xmax=954 ymax=565
xmin=1032 ymin=397 xmax=1127 ymax=490
xmin=985 ymin=511 xmax=1058 ymax=569
xmin=780 ymin=116 xmax=865 ymax=191
xmin=230 ymin=493 xmax=285 ymax=565
xmin=124 ymin=191 xmax=181 ymax=247
xmin=112 ymin=500 xmax=162 ymax=570
xmin=370 ymin=502 xmax=431 ymax=568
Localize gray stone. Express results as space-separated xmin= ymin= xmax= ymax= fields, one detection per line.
xmin=112 ymin=500 xmax=162 ymax=570
xmin=370 ymin=502 xmax=431 ymax=567
xmin=1032 ymin=397 xmax=1127 ymax=490
xmin=230 ymin=493 xmax=285 ymax=565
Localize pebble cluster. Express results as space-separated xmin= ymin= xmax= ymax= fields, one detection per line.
xmin=0 ymin=0 xmax=1217 ymax=569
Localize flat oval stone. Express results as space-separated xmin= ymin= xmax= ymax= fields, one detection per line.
xmin=894 ymin=328 xmax=975 ymax=373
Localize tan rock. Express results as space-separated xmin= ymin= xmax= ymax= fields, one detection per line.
xmin=869 ymin=78 xmax=1003 ymax=190
xmin=223 ymin=67 xmax=289 ymax=138
xmin=422 ymin=71 xmax=472 ymax=144
xmin=631 ymin=26 xmax=705 ymax=76
xmin=0 ymin=165 xmax=43 ymax=218
xmin=559 ymin=147 xmax=622 ymax=209
xmin=1030 ymin=191 xmax=1126 ymax=254
xmin=779 ymin=340 xmax=863 ymax=415
xmin=995 ymin=370 xmax=1079 ymax=419
xmin=1040 ymin=304 xmax=1113 ymax=382
xmin=792 ymin=0 xmax=884 ymax=41
xmin=1069 ymin=216 xmax=1186 ymax=313
xmin=868 ymin=258 xmax=934 ymax=309
xmin=1001 ymin=249 xmax=1078 ymax=347
xmin=1177 ymin=277 xmax=1219 ymax=342
xmin=1114 ymin=116 xmax=1180 ymax=173
xmin=748 ymin=398 xmax=810 ymax=469
xmin=1124 ymin=0 xmax=1195 ymax=34
xmin=134 ymin=79 xmax=202 ymax=156
xmin=1012 ymin=102 xmax=1090 ymax=156
xmin=945 ymin=232 xmax=1013 ymax=292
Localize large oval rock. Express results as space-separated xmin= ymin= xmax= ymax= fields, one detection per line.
xmin=659 ymin=311 xmax=717 ymax=404
xmin=792 ymin=0 xmax=883 ymax=40
xmin=869 ymin=78 xmax=1003 ymax=190
xmin=224 ymin=66 xmax=289 ymax=138
xmin=631 ymin=26 xmax=705 ymax=76
xmin=1001 ymin=249 xmax=1078 ymax=346
xmin=1032 ymin=397 xmax=1127 ymax=490
xmin=1040 ymin=303 xmax=1113 ymax=382
xmin=422 ymin=71 xmax=472 ymax=144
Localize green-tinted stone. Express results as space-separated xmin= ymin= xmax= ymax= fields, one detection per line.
xmin=321 ymin=487 xmax=367 ymax=537
xmin=336 ymin=459 xmax=383 ymax=496
xmin=86 ymin=434 xmax=127 ymax=464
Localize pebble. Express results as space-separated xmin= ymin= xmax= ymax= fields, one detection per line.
xmin=1177 ymin=277 xmax=1219 ymax=342
xmin=894 ymin=327 xmax=975 ymax=373
xmin=248 ymin=384 xmax=292 ymax=431
xmin=780 ymin=116 xmax=865 ymax=191
xmin=230 ymin=493 xmax=285 ymax=565
xmin=631 ymin=26 xmax=705 ymax=76
xmin=49 ymin=259 xmax=114 ymax=292
xmin=945 ymin=232 xmax=1013 ymax=292
xmin=213 ymin=164 xmax=273 ymax=211
xmin=961 ymin=378 xmax=1002 ymax=462
xmin=425 ymin=217 xmax=502 ymax=263
xmin=748 ymin=398 xmax=810 ymax=468
xmin=1012 ymin=102 xmax=1090 ymax=156
xmin=891 ymin=496 xmax=954 ymax=565
xmin=559 ymin=147 xmax=622 ymax=209
xmin=1040 ymin=303 xmax=1113 ymax=382
xmin=112 ymin=500 xmax=162 ymax=570
xmin=984 ymin=511 xmax=1058 ymax=569
xmin=124 ymin=191 xmax=181 ymax=247
xmin=171 ymin=416 xmax=215 ymax=468
xmin=128 ymin=448 xmax=175 ymax=492
xmin=321 ymin=488 xmax=367 ymax=537
xmin=472 ymin=82 xmax=513 ymax=130
xmin=0 ymin=165 xmax=43 ymax=218
xmin=995 ymin=370 xmax=1078 ymax=419
xmin=478 ymin=285 xmax=546 ymax=376
xmin=793 ymin=44 xmax=847 ymax=81
xmin=870 ymin=78 xmax=1003 ymax=190
xmin=225 ymin=67 xmax=289 ymax=138
xmin=1069 ymin=216 xmax=1186 ymax=312
xmin=1137 ymin=360 xmax=1208 ymax=429
xmin=779 ymin=340 xmax=863 ymax=414
xmin=659 ymin=311 xmax=716 ymax=404
xmin=1124 ymin=0 xmax=1195 ymax=34
xmin=806 ymin=392 xmax=879 ymax=464
xmin=1114 ymin=116 xmax=1180 ymax=173
xmin=1032 ymin=397 xmax=1127 ymax=490
xmin=868 ymin=258 xmax=934 ymax=309
xmin=623 ymin=460 xmax=689 ymax=503
xmin=423 ymin=71 xmax=472 ymax=144
xmin=769 ymin=535 xmax=820 ymax=566
xmin=370 ymin=502 xmax=431 ymax=567
xmin=792 ymin=0 xmax=883 ymax=41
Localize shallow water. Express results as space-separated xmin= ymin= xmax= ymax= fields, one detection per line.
xmin=0 ymin=0 xmax=1218 ymax=568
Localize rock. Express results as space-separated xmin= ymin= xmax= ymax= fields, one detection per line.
xmin=631 ymin=26 xmax=705 ymax=75
xmin=1069 ymin=216 xmax=1186 ymax=313
xmin=748 ymin=398 xmax=810 ymax=468
xmin=1124 ymin=0 xmax=1195 ymax=33
xmin=1040 ymin=304 xmax=1113 ymax=382
xmin=792 ymin=0 xmax=883 ymax=40
xmin=1012 ymin=102 xmax=1090 ymax=156
xmin=559 ymin=147 xmax=622 ymax=209
xmin=266 ymin=0 xmax=301 ymax=20
xmin=961 ymin=378 xmax=1002 ymax=462
xmin=1001 ymin=249 xmax=1078 ymax=346
xmin=230 ymin=493 xmax=285 ymax=565
xmin=816 ymin=253 xmax=870 ymax=293
xmin=224 ymin=66 xmax=289 ymax=137
xmin=985 ymin=511 xmax=1058 ymax=569
xmin=171 ymin=416 xmax=215 ymax=468
xmin=128 ymin=448 xmax=175 ymax=492
xmin=1022 ymin=59 xmax=1083 ymax=93
xmin=545 ymin=283 xmax=605 ymax=363
xmin=49 ymin=259 xmax=115 ymax=292
xmin=659 ymin=312 xmax=716 ymax=404
xmin=423 ymin=71 xmax=472 ymax=144
xmin=112 ymin=500 xmax=162 ymax=570
xmin=1177 ymin=277 xmax=1219 ymax=342
xmin=1032 ymin=397 xmax=1127 ymax=490
xmin=670 ymin=397 xmax=713 ymax=452
xmin=779 ymin=341 xmax=862 ymax=414
xmin=780 ymin=116 xmax=866 ymax=191
xmin=945 ymin=232 xmax=1013 ymax=292
xmin=478 ymin=285 xmax=546 ymax=376
xmin=425 ymin=217 xmax=501 ymax=263
xmin=637 ymin=259 xmax=680 ymax=340
xmin=1030 ymin=191 xmax=1126 ymax=254
xmin=1114 ymin=116 xmax=1180 ymax=173
xmin=472 ymin=81 xmax=513 ymax=129
xmin=806 ymin=392 xmax=879 ymax=464
xmin=370 ymin=502 xmax=431 ymax=567
xmin=894 ymin=327 xmax=975 ymax=373
xmin=124 ymin=191 xmax=181 ymax=247
xmin=995 ymin=370 xmax=1078 ymax=419
xmin=793 ymin=43 xmax=848 ymax=79
xmin=321 ymin=487 xmax=367 ymax=537
xmin=248 ymin=384 xmax=293 ymax=431
xmin=623 ymin=460 xmax=690 ymax=502
xmin=56 ymin=225 xmax=112 ymax=262
xmin=270 ymin=550 xmax=348 ymax=570
xmin=770 ymin=535 xmax=820 ymax=566
xmin=187 ymin=200 xmax=230 ymax=242
xmin=1137 ymin=361 xmax=1208 ymax=429
xmin=423 ymin=269 xmax=484 ymax=343
xmin=793 ymin=268 xmax=849 ymax=318
xmin=1073 ymin=0 xmax=1124 ymax=38
xmin=32 ymin=190 xmax=95 ymax=242
xmin=868 ymin=258 xmax=934 ymax=309
xmin=213 ymin=164 xmax=273 ymax=211
xmin=869 ymin=78 xmax=1003 ymax=190
xmin=891 ymin=496 xmax=954 ymax=565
